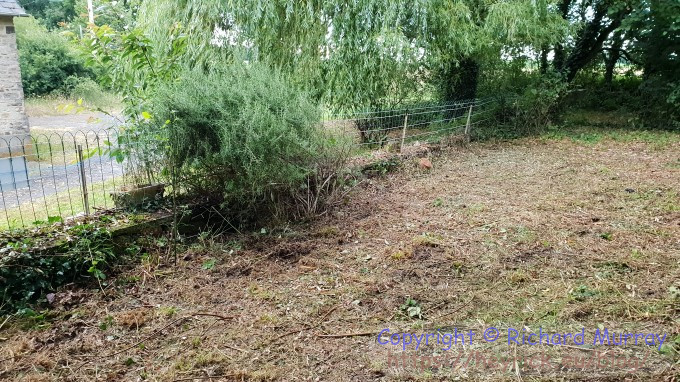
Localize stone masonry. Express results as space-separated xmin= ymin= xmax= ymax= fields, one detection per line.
xmin=0 ymin=14 xmax=29 ymax=141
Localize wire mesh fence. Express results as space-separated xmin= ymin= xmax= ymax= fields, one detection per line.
xmin=325 ymin=98 xmax=493 ymax=148
xmin=0 ymin=98 xmax=494 ymax=231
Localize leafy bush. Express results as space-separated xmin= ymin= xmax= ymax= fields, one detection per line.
xmin=15 ymin=17 xmax=91 ymax=96
xmin=62 ymin=75 xmax=118 ymax=109
xmin=485 ymin=73 xmax=567 ymax=136
xmin=638 ymin=77 xmax=680 ymax=130
xmin=151 ymin=64 xmax=349 ymax=222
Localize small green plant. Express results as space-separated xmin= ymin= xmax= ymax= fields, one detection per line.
xmin=569 ymin=285 xmax=598 ymax=301
xmin=391 ymin=249 xmax=412 ymax=260
xmin=400 ymin=298 xmax=423 ymax=319
xmin=201 ymin=259 xmax=216 ymax=270
xmin=413 ymin=233 xmax=442 ymax=247
xmin=362 ymin=157 xmax=401 ymax=177
xmin=600 ymin=232 xmax=613 ymax=241
xmin=159 ymin=306 xmax=178 ymax=318
xmin=99 ymin=315 xmax=115 ymax=331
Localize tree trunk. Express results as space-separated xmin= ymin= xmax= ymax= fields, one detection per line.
xmin=540 ymin=46 xmax=549 ymax=74
xmin=604 ymin=31 xmax=623 ymax=84
xmin=552 ymin=0 xmax=573 ymax=71
xmin=560 ymin=1 xmax=631 ymax=82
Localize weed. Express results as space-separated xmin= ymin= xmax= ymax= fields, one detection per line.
xmin=600 ymin=232 xmax=613 ymax=241
xmin=569 ymin=285 xmax=598 ymax=301
xmin=158 ymin=306 xmax=177 ymax=318
xmin=99 ymin=315 xmax=114 ymax=331
xmin=201 ymin=258 xmax=216 ymax=270
xmin=630 ymin=248 xmax=645 ymax=259
xmin=412 ymin=233 xmax=442 ymax=247
xmin=0 ymin=222 xmax=116 ymax=312
xmin=400 ymin=298 xmax=423 ymax=319
xmin=507 ymin=270 xmax=529 ymax=284
xmin=15 ymin=308 xmax=50 ymax=330
xmin=247 ymin=284 xmax=275 ymax=300
xmin=391 ymin=249 xmax=412 ymax=260
xmin=362 ymin=157 xmax=401 ymax=177
xmin=316 ymin=226 xmax=340 ymax=237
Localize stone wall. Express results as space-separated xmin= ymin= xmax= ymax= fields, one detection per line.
xmin=0 ymin=16 xmax=29 ymax=144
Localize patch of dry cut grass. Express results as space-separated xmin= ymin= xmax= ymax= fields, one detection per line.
xmin=1 ymin=134 xmax=678 ymax=381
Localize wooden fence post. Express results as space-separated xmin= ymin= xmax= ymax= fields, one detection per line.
xmin=400 ymin=114 xmax=409 ymax=153
xmin=464 ymin=105 xmax=473 ymax=144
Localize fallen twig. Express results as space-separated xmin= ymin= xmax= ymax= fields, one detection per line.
xmin=316 ymin=331 xmax=377 ymax=338
xmin=191 ymin=313 xmax=234 ymax=321
xmin=173 ymin=374 xmax=242 ymax=381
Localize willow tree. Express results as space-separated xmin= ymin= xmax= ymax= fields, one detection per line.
xmin=425 ymin=0 xmax=566 ymax=104
xmin=135 ymin=0 xmax=564 ymax=111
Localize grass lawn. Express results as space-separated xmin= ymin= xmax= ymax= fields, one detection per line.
xmin=0 ymin=177 xmax=124 ymax=231
xmin=25 ymin=94 xmax=122 ymax=118
xmin=0 ymin=129 xmax=678 ymax=381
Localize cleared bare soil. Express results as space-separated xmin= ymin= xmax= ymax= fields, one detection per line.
xmin=2 ymin=134 xmax=679 ymax=381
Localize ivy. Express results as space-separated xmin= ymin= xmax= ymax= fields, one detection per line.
xmin=0 ymin=224 xmax=116 ymax=313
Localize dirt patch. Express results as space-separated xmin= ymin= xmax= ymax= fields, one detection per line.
xmin=1 ymin=136 xmax=679 ymax=381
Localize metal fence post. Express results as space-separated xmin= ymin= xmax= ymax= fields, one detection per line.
xmin=77 ymin=145 xmax=90 ymax=215
xmin=464 ymin=105 xmax=474 ymax=144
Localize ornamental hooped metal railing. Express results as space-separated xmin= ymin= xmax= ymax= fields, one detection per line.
xmin=0 ymin=127 xmax=154 ymax=231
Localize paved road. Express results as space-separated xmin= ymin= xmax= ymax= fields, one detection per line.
xmin=28 ymin=112 xmax=122 ymax=133
xmin=0 ymin=113 xmax=127 ymax=213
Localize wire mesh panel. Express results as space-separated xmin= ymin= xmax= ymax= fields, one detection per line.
xmin=325 ymin=98 xmax=494 ymax=148
xmin=0 ymin=128 xmax=133 ymax=230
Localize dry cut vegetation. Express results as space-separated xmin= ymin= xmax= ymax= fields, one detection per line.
xmin=1 ymin=134 xmax=679 ymax=381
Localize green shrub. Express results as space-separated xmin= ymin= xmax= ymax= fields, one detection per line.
xmin=638 ymin=77 xmax=680 ymax=130
xmin=15 ymin=17 xmax=91 ymax=96
xmin=485 ymin=73 xmax=567 ymax=137
xmin=62 ymin=75 xmax=119 ymax=109
xmin=151 ymin=64 xmax=349 ymax=222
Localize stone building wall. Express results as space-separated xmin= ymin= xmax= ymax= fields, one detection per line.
xmin=0 ymin=15 xmax=29 ymax=141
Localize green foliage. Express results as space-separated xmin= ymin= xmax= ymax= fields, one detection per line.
xmin=362 ymin=157 xmax=401 ymax=177
xmin=201 ymin=259 xmax=216 ymax=270
xmin=78 ymin=24 xmax=188 ymax=185
xmin=151 ymin=64 xmax=349 ymax=221
xmin=61 ymin=76 xmax=116 ymax=109
xmin=137 ymin=0 xmax=564 ymax=112
xmin=0 ymin=224 xmax=115 ymax=312
xmin=400 ymin=298 xmax=423 ymax=319
xmin=569 ymin=284 xmax=599 ymax=301
xmin=18 ymin=0 xmax=77 ymax=29
xmin=15 ymin=17 xmax=91 ymax=97
xmin=82 ymin=23 xmax=187 ymax=117
xmin=485 ymin=72 xmax=568 ymax=136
